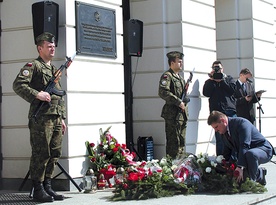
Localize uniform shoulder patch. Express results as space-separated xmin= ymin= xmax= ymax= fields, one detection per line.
xmin=22 ymin=69 xmax=30 ymax=76
xmin=160 ymin=72 xmax=171 ymax=86
xmin=161 ymin=80 xmax=167 ymax=86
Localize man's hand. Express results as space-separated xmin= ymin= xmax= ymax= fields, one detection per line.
xmin=235 ymin=167 xmax=244 ymax=183
xmin=209 ymin=70 xmax=224 ymax=82
xmin=179 ymin=102 xmax=186 ymax=112
xmin=245 ymin=95 xmax=252 ymax=102
xmin=256 ymin=93 xmax=262 ymax=98
xmin=62 ymin=119 xmax=67 ymax=135
xmin=36 ymin=91 xmax=51 ymax=102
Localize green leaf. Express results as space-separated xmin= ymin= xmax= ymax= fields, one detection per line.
xmin=85 ymin=141 xmax=93 ymax=156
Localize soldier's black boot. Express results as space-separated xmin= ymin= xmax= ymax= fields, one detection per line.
xmin=32 ymin=181 xmax=54 ymax=202
xmin=43 ymin=177 xmax=64 ymax=200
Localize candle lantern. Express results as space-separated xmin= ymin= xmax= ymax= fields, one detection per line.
xmin=97 ymin=173 xmax=107 ymax=189
xmin=83 ymin=169 xmax=97 ymax=193
xmin=115 ymin=167 xmax=125 ymax=184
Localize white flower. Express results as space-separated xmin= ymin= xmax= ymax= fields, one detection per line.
xmin=136 ymin=161 xmax=142 ymax=166
xmin=171 ymin=165 xmax=177 ymax=170
xmin=205 ymin=167 xmax=212 ymax=173
xmin=160 ymin=158 xmax=167 ymax=166
xmin=216 ymin=155 xmax=224 ymax=163
xmin=174 ymin=177 xmax=183 ymax=184
xmin=151 ymin=159 xmax=159 ymax=163
xmin=200 ymin=158 xmax=205 ymax=163
xmin=210 ymin=161 xmax=217 ymax=167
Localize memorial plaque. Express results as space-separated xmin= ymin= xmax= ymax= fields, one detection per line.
xmin=75 ymin=1 xmax=117 ymax=58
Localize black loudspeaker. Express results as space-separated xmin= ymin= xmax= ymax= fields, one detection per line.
xmin=125 ymin=19 xmax=143 ymax=57
xmin=32 ymin=1 xmax=59 ymax=46
xmin=137 ymin=136 xmax=154 ymax=161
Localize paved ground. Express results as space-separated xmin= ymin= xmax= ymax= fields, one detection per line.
xmin=1 ymin=157 xmax=276 ymax=205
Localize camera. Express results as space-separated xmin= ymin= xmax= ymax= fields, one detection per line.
xmin=210 ymin=66 xmax=223 ymax=79
xmin=213 ymin=66 xmax=220 ymax=72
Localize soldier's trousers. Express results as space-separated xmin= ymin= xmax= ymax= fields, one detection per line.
xmin=165 ymin=119 xmax=187 ymax=159
xmin=28 ymin=115 xmax=63 ymax=182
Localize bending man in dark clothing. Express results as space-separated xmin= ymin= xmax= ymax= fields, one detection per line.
xmin=207 ymin=111 xmax=274 ymax=185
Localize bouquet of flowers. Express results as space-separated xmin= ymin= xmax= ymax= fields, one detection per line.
xmin=85 ymin=126 xmax=136 ymax=187
xmin=196 ymin=153 xmax=267 ymax=194
xmin=172 ymin=154 xmax=202 ymax=185
xmin=111 ymin=156 xmax=196 ymax=201
xmin=85 ymin=127 xmax=267 ymax=200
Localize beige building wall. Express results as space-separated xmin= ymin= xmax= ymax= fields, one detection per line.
xmin=1 ymin=0 xmax=125 ymax=190
xmin=215 ymin=0 xmax=276 ymax=145
xmin=130 ymin=0 xmax=217 ymax=159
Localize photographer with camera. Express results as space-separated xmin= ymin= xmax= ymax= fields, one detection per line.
xmin=203 ymin=60 xmax=237 ymax=155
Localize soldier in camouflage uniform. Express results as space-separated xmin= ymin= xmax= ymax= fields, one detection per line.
xmin=158 ymin=51 xmax=189 ymax=159
xmin=13 ymin=32 xmax=66 ymax=202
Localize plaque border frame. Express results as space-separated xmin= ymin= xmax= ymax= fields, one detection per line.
xmin=75 ymin=1 xmax=117 ymax=58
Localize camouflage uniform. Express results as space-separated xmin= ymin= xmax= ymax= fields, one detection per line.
xmin=13 ymin=35 xmax=66 ymax=183
xmin=158 ymin=52 xmax=188 ymax=159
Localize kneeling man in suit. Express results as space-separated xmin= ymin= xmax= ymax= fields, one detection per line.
xmin=207 ymin=110 xmax=274 ymax=185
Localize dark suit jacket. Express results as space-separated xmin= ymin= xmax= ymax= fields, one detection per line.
xmin=203 ymin=75 xmax=236 ymax=114
xmin=234 ymin=81 xmax=259 ymax=123
xmin=223 ymin=117 xmax=273 ymax=167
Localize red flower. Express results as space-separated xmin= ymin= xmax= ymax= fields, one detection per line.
xmin=121 ymin=144 xmax=127 ymax=149
xmin=122 ymin=183 xmax=128 ymax=189
xmin=233 ymin=170 xmax=240 ymax=178
xmin=148 ymin=169 xmax=153 ymax=176
xmin=115 ymin=178 xmax=121 ymax=184
xmin=99 ymin=168 xmax=107 ymax=174
xmin=113 ymin=147 xmax=119 ymax=152
xmin=90 ymin=157 xmax=96 ymax=162
xmin=230 ymin=163 xmax=235 ymax=171
xmin=128 ymin=172 xmax=139 ymax=181
xmin=140 ymin=161 xmax=147 ymax=166
xmin=89 ymin=142 xmax=95 ymax=147
xmin=127 ymin=169 xmax=146 ymax=181
xmin=105 ymin=168 xmax=116 ymax=177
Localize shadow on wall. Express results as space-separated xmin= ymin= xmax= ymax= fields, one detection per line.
xmin=186 ymin=79 xmax=201 ymax=154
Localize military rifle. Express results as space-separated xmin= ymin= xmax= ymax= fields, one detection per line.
xmin=31 ymin=51 xmax=78 ymax=120
xmin=181 ymin=68 xmax=195 ymax=104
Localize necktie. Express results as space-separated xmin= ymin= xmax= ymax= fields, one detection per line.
xmin=224 ymin=131 xmax=234 ymax=146
xmin=225 ymin=131 xmax=231 ymax=140
xmin=242 ymin=83 xmax=247 ymax=95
